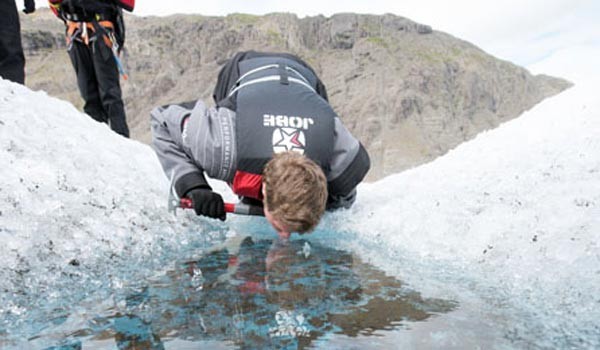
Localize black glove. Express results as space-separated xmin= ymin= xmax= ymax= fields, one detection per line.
xmin=23 ymin=0 xmax=36 ymax=14
xmin=187 ymin=188 xmax=226 ymax=221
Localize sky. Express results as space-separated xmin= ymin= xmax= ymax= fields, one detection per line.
xmin=30 ymin=0 xmax=598 ymax=67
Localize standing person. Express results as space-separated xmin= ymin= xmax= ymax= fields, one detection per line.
xmin=48 ymin=0 xmax=134 ymax=137
xmin=0 ymin=0 xmax=35 ymax=84
xmin=152 ymin=51 xmax=370 ymax=238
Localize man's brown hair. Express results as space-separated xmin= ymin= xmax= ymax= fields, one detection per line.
xmin=263 ymin=151 xmax=328 ymax=233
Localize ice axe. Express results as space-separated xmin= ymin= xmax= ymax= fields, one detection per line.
xmin=168 ymin=171 xmax=264 ymax=217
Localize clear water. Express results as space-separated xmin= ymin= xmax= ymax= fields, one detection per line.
xmin=1 ymin=222 xmax=599 ymax=349
xmin=2 ymin=230 xmax=456 ymax=349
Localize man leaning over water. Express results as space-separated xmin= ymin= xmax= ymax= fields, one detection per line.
xmin=151 ymin=51 xmax=370 ymax=238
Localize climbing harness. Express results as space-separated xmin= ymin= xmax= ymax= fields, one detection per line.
xmin=65 ymin=19 xmax=128 ymax=80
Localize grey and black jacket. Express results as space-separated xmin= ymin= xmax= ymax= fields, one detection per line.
xmin=151 ymin=51 xmax=370 ymax=210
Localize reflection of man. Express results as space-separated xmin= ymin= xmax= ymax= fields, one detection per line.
xmin=91 ymin=235 xmax=452 ymax=349
xmin=214 ymin=236 xmax=331 ymax=347
xmin=263 ymin=238 xmax=327 ymax=310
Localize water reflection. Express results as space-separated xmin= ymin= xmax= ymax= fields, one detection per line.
xmin=64 ymin=236 xmax=456 ymax=349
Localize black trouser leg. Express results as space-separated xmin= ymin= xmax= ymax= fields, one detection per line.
xmin=91 ymin=34 xmax=129 ymax=138
xmin=0 ymin=0 xmax=25 ymax=84
xmin=68 ymin=40 xmax=108 ymax=124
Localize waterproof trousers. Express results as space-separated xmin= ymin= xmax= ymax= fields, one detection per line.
xmin=0 ymin=0 xmax=25 ymax=84
xmin=68 ymin=36 xmax=129 ymax=137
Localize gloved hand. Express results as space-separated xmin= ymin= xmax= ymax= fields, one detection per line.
xmin=23 ymin=0 xmax=36 ymax=14
xmin=187 ymin=188 xmax=226 ymax=221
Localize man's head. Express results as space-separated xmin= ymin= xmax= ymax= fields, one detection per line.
xmin=262 ymin=152 xmax=328 ymax=235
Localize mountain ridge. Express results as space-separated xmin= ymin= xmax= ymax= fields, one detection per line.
xmin=20 ymin=9 xmax=571 ymax=180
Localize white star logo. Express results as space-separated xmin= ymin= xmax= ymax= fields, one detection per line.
xmin=272 ymin=127 xmax=306 ymax=154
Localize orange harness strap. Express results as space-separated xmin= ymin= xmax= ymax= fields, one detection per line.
xmin=66 ymin=20 xmax=115 ymax=48
xmin=65 ymin=20 xmax=127 ymax=80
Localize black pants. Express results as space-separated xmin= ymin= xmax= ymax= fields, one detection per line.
xmin=0 ymin=0 xmax=25 ymax=84
xmin=68 ymin=35 xmax=129 ymax=137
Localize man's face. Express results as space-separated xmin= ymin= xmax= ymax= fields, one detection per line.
xmin=262 ymin=184 xmax=291 ymax=239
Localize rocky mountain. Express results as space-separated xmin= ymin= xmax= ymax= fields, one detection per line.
xmin=20 ymin=10 xmax=571 ymax=180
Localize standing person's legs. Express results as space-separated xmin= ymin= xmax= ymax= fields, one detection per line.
xmin=0 ymin=0 xmax=25 ymax=84
xmin=92 ymin=33 xmax=129 ymax=138
xmin=68 ymin=40 xmax=109 ymax=124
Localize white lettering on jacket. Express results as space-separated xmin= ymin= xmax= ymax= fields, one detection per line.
xmin=263 ymin=114 xmax=314 ymax=130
